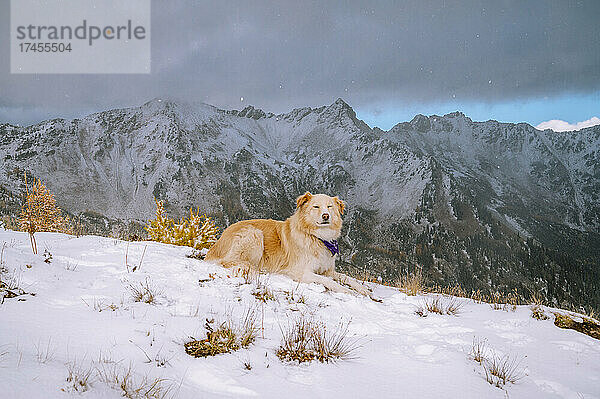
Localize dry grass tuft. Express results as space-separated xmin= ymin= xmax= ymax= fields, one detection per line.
xmin=185 ymin=308 xmax=259 ymax=358
xmin=394 ymin=269 xmax=423 ymax=296
xmin=277 ymin=315 xmax=315 ymax=363
xmin=0 ymin=345 xmax=8 ymax=363
xmin=414 ymin=305 xmax=427 ymax=317
xmin=248 ymin=273 xmax=275 ymax=302
xmin=83 ymin=296 xmax=124 ymax=313
xmin=96 ymin=362 xmax=173 ymax=399
xmin=467 ymin=337 xmax=526 ymax=388
xmin=529 ymin=293 xmax=549 ymax=320
xmin=420 ymin=295 xmax=463 ymax=316
xmin=470 ymin=337 xmax=489 ymax=363
xmin=311 ymin=320 xmax=358 ymax=363
xmin=470 ymin=289 xmax=485 ymax=304
xmin=128 ymin=278 xmax=162 ymax=304
xmin=530 ymin=304 xmax=548 ymax=320
xmin=0 ymin=268 xmax=29 ymax=303
xmin=283 ymin=289 xmax=306 ymax=305
xmin=239 ymin=266 xmax=257 ymax=285
xmin=276 ymin=315 xmax=359 ymax=363
xmin=252 ymin=285 xmax=275 ymax=303
xmin=489 ymin=289 xmax=519 ymax=312
xmin=238 ymin=308 xmax=260 ymax=348
xmin=482 ymin=353 xmax=526 ymax=388
xmin=34 ymin=337 xmax=55 ymax=364
xmin=65 ymin=361 xmax=95 ymax=393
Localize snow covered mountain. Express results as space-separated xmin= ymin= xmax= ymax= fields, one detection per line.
xmin=1 ymin=230 xmax=599 ymax=398
xmin=0 ymin=99 xmax=598 ymax=312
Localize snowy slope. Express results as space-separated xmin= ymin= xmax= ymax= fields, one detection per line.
xmin=1 ymin=230 xmax=599 ymax=398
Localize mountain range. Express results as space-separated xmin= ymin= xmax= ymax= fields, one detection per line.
xmin=0 ymin=98 xmax=598 ymax=311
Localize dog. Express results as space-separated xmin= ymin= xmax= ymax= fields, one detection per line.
xmin=205 ymin=192 xmax=370 ymax=296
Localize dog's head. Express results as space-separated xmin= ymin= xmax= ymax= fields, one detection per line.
xmin=295 ymin=192 xmax=345 ymax=239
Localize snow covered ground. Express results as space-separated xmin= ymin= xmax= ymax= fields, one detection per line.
xmin=0 ymin=230 xmax=598 ymax=398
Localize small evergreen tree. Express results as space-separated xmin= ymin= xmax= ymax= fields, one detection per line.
xmin=146 ymin=199 xmax=173 ymax=244
xmin=187 ymin=208 xmax=220 ymax=250
xmin=19 ymin=173 xmax=70 ymax=254
xmin=146 ymin=199 xmax=219 ymax=250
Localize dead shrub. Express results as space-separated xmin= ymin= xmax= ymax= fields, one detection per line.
xmin=248 ymin=273 xmax=275 ymax=302
xmin=239 ymin=266 xmax=257 ymax=285
xmin=185 ymin=321 xmax=239 ymax=357
xmin=504 ymin=289 xmax=519 ymax=311
xmin=554 ymin=313 xmax=600 ymax=340
xmin=185 ymin=308 xmax=258 ymax=358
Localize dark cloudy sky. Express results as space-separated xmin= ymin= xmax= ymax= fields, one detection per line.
xmin=1 ymin=0 xmax=599 ymax=129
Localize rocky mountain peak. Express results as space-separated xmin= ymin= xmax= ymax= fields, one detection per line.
xmin=230 ymin=105 xmax=270 ymax=120
xmin=443 ymin=111 xmax=469 ymax=120
xmin=325 ymin=97 xmax=355 ymax=117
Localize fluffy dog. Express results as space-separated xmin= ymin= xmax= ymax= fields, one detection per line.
xmin=205 ymin=192 xmax=370 ymax=296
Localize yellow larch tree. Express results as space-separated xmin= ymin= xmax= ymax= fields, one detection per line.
xmin=19 ymin=174 xmax=70 ymax=254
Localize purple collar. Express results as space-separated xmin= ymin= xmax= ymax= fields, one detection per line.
xmin=319 ymin=239 xmax=339 ymax=256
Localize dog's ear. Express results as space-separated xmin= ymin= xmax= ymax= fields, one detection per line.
xmin=333 ymin=196 xmax=345 ymax=215
xmin=296 ymin=192 xmax=312 ymax=209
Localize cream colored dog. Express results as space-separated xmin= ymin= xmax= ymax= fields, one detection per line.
xmin=205 ymin=192 xmax=370 ymax=296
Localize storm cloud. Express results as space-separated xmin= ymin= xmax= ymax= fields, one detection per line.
xmin=1 ymin=0 xmax=599 ymax=125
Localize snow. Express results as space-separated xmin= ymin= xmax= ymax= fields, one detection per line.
xmin=1 ymin=229 xmax=599 ymax=398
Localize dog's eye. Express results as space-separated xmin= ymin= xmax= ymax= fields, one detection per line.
xmin=327 ymin=205 xmax=332 ymax=208
xmin=313 ymin=205 xmax=319 ymax=209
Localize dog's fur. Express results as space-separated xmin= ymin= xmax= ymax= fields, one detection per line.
xmin=205 ymin=192 xmax=370 ymax=295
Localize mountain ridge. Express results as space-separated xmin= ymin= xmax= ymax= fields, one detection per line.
xmin=0 ymin=98 xmax=598 ymax=312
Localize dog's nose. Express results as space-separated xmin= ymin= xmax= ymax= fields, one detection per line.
xmin=322 ymin=213 xmax=329 ymax=221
